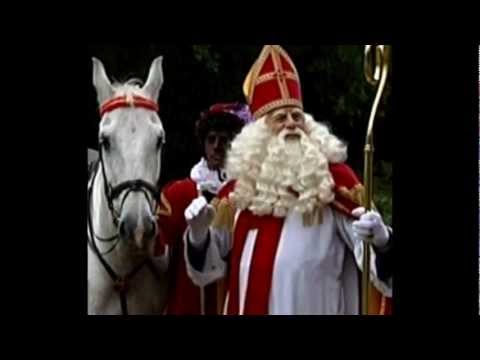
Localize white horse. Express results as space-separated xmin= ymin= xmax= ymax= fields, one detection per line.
xmin=88 ymin=56 xmax=169 ymax=315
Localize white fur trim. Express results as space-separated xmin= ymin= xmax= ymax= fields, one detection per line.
xmin=183 ymin=228 xmax=226 ymax=287
xmin=353 ymin=242 xmax=392 ymax=298
xmin=190 ymin=158 xmax=226 ymax=195
xmin=239 ymin=230 xmax=258 ymax=315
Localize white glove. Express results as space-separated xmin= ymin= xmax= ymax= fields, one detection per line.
xmin=184 ymin=196 xmax=216 ymax=249
xmin=352 ymin=207 xmax=390 ymax=249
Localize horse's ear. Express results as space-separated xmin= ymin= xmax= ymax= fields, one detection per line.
xmin=92 ymin=57 xmax=114 ymax=105
xmin=143 ymin=56 xmax=164 ymax=101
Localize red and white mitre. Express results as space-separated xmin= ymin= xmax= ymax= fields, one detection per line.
xmin=243 ymin=45 xmax=303 ymax=119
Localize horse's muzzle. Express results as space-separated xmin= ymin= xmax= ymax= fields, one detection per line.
xmin=119 ymin=214 xmax=157 ymax=251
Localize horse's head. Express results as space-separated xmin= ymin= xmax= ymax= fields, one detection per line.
xmin=92 ymin=57 xmax=165 ymax=256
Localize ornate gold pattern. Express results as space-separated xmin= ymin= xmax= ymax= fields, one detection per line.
xmin=337 ymin=184 xmax=365 ymax=207
xmin=256 ymin=71 xmax=298 ymax=85
xmin=270 ymin=46 xmax=289 ymax=99
xmin=254 ymin=98 xmax=303 ymax=119
xmin=211 ymin=197 xmax=236 ymax=234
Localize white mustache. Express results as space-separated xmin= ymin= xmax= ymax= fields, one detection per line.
xmin=278 ymin=127 xmax=305 ymax=141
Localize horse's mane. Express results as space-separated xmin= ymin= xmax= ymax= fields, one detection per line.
xmin=112 ymin=78 xmax=146 ymax=97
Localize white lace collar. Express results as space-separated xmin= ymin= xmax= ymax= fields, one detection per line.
xmin=190 ymin=158 xmax=227 ymax=195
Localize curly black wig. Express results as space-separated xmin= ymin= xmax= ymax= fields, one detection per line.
xmin=195 ymin=112 xmax=245 ymax=150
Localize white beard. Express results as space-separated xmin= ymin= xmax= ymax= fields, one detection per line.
xmin=226 ymin=115 xmax=347 ymax=219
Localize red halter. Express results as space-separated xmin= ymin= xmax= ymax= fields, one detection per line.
xmin=99 ymin=95 xmax=159 ymax=117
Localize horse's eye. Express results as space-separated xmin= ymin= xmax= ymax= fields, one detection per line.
xmin=100 ymin=136 xmax=111 ymax=151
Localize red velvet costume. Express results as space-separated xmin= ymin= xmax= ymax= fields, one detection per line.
xmin=155 ymin=179 xmax=222 ymax=315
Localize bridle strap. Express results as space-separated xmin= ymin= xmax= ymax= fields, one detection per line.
xmin=100 ymin=164 xmax=160 ymax=227
xmin=98 ymin=147 xmax=118 ymax=225
xmin=99 ymin=95 xmax=159 ymax=117
xmin=97 ymin=138 xmax=160 ymax=227
xmin=87 ymin=167 xmax=119 ymax=281
xmin=111 ymin=179 xmax=159 ymax=202
xmin=118 ymin=187 xmax=157 ymax=221
xmin=114 ymin=258 xmax=152 ymax=315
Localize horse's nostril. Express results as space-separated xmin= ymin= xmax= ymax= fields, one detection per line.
xmin=119 ymin=220 xmax=129 ymax=240
xmin=145 ymin=219 xmax=156 ymax=239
